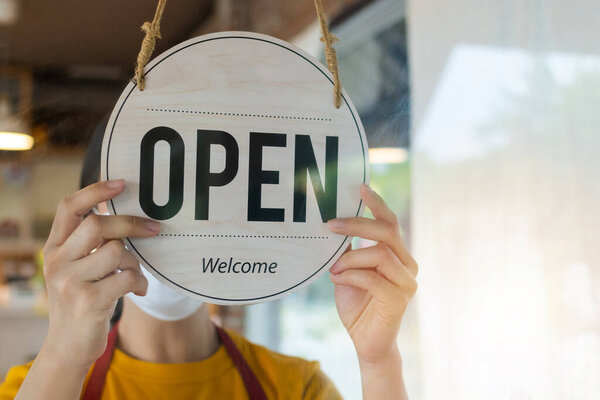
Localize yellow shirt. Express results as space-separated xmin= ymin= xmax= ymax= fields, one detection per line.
xmin=0 ymin=329 xmax=342 ymax=399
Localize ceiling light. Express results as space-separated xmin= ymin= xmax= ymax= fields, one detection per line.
xmin=0 ymin=0 xmax=19 ymax=25
xmin=369 ymin=147 xmax=408 ymax=164
xmin=0 ymin=132 xmax=34 ymax=151
xmin=0 ymin=93 xmax=32 ymax=151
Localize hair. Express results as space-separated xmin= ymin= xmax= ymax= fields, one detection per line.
xmin=80 ymin=116 xmax=108 ymax=190
xmin=80 ymin=115 xmax=123 ymax=324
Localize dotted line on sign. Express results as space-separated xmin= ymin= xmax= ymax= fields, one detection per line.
xmin=146 ymin=108 xmax=332 ymax=122
xmin=157 ymin=233 xmax=329 ymax=239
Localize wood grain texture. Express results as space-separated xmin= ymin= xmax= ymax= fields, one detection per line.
xmin=101 ymin=32 xmax=368 ymax=304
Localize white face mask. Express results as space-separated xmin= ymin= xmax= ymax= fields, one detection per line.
xmin=93 ymin=208 xmax=203 ymax=321
xmin=126 ymin=266 xmax=204 ymax=321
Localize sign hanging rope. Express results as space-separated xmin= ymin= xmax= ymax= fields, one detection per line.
xmin=313 ymin=0 xmax=342 ymax=108
xmin=133 ymin=0 xmax=343 ymax=108
xmin=134 ymin=0 xmax=167 ymax=91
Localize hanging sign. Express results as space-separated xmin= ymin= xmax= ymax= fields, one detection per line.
xmin=101 ymin=32 xmax=369 ymax=304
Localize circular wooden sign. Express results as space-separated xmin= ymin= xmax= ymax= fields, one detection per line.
xmin=101 ymin=32 xmax=369 ymax=304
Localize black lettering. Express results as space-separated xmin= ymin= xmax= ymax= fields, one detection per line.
xmin=202 ymin=258 xmax=277 ymax=273
xmin=218 ymin=261 xmax=227 ymax=273
xmin=139 ymin=127 xmax=185 ymax=220
xmin=202 ymin=257 xmax=220 ymax=273
xmin=293 ymin=135 xmax=338 ymax=222
xmin=233 ymin=262 xmax=241 ymax=273
xmin=248 ymin=132 xmax=286 ymax=222
xmin=241 ymin=262 xmax=251 ymax=273
xmin=268 ymin=262 xmax=277 ymax=273
xmin=196 ymin=130 xmax=239 ymax=220
xmin=252 ymin=261 xmax=268 ymax=273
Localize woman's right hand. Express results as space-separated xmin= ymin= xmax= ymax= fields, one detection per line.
xmin=40 ymin=179 xmax=160 ymax=371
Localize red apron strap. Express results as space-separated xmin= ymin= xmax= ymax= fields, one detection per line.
xmin=82 ymin=323 xmax=267 ymax=400
xmin=216 ymin=326 xmax=268 ymax=400
xmin=82 ymin=322 xmax=119 ymax=400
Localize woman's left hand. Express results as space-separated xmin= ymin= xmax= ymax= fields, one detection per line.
xmin=327 ymin=183 xmax=418 ymax=366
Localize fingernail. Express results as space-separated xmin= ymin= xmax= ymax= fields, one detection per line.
xmin=329 ymin=261 xmax=341 ymax=273
xmin=144 ymin=220 xmax=161 ymax=233
xmin=362 ymin=183 xmax=374 ymax=194
xmin=327 ymin=219 xmax=344 ymax=230
xmin=330 ymin=273 xmax=339 ymax=281
xmin=106 ymin=179 xmax=124 ymax=189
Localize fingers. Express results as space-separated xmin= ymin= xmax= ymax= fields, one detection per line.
xmin=327 ymin=185 xmax=418 ymax=276
xmin=359 ymin=183 xmax=398 ymax=225
xmin=329 ymin=217 xmax=417 ymax=275
xmin=80 ymin=240 xmax=142 ymax=282
xmin=329 ymin=216 xmax=395 ymax=245
xmin=44 ymin=244 xmax=147 ymax=313
xmin=330 ymin=244 xmax=417 ymax=293
xmin=95 ymin=268 xmax=148 ymax=305
xmin=60 ymin=214 xmax=161 ymax=261
xmin=46 ymin=180 xmax=126 ymax=249
xmin=330 ymin=269 xmax=404 ymax=307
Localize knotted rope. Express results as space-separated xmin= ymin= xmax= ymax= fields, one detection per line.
xmin=134 ymin=0 xmax=167 ymax=90
xmin=313 ymin=0 xmax=342 ymax=108
xmin=134 ymin=0 xmax=343 ymax=108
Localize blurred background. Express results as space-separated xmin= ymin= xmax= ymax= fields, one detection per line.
xmin=0 ymin=0 xmax=598 ymax=399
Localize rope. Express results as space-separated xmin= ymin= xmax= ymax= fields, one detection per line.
xmin=134 ymin=0 xmax=168 ymax=91
xmin=134 ymin=0 xmax=343 ymax=109
xmin=313 ymin=0 xmax=342 ymax=108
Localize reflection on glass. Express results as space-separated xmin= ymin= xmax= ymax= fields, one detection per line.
xmin=413 ymin=43 xmax=600 ymax=399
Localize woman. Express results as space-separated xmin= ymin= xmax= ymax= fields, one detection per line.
xmin=0 ymin=125 xmax=418 ymax=399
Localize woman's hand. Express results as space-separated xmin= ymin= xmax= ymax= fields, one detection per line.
xmin=327 ymin=183 xmax=417 ymax=400
xmin=17 ymin=180 xmax=160 ymax=400
xmin=40 ymin=180 xmax=159 ymax=371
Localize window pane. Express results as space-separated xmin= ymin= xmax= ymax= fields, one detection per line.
xmin=410 ymin=1 xmax=600 ymax=399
